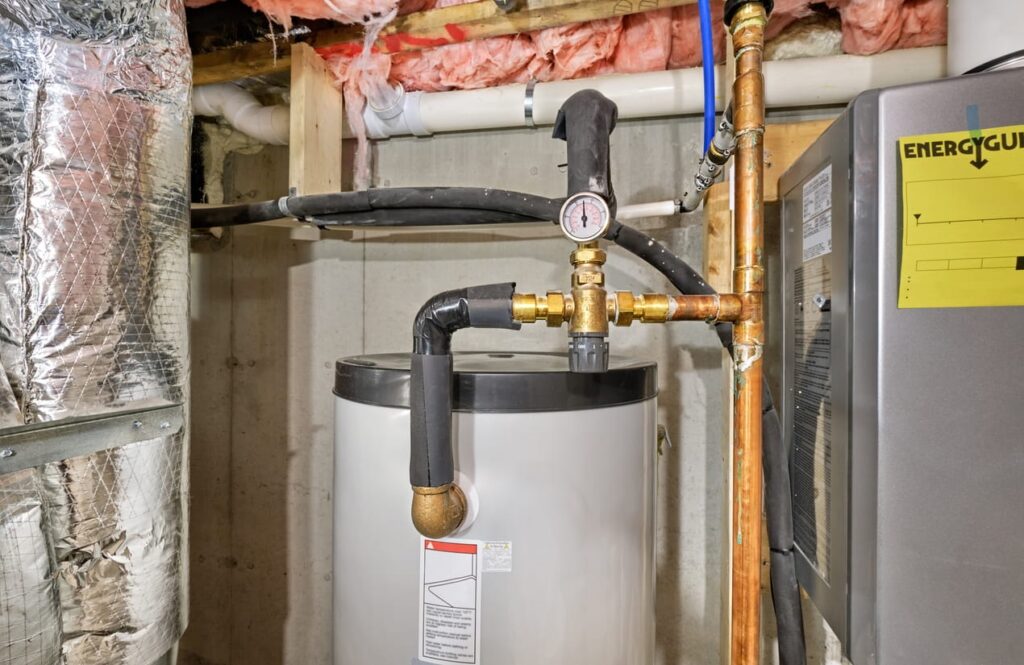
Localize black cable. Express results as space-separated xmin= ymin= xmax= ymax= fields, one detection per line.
xmin=609 ymin=220 xmax=806 ymax=665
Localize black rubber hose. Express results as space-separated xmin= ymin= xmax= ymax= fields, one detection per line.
xmin=764 ymin=389 xmax=807 ymax=665
xmin=190 ymin=187 xmax=564 ymax=229
xmin=552 ymin=89 xmax=619 ymax=212
xmin=313 ymin=208 xmax=541 ymax=228
xmin=609 ymin=220 xmax=806 ymax=665
xmin=191 ymin=199 xmax=283 ymax=228
xmin=607 ymin=221 xmax=716 ymax=296
xmin=606 ymin=221 xmax=734 ymax=351
xmin=410 ymin=283 xmax=520 ymax=488
xmin=299 ymin=188 xmax=563 ymax=220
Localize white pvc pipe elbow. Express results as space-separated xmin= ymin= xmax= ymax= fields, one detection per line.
xmin=193 ymin=83 xmax=290 ymax=146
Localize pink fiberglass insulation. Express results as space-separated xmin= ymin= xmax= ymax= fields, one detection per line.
xmin=529 ymin=18 xmax=623 ymax=80
xmin=390 ymin=35 xmax=536 ymax=91
xmin=614 ymin=9 xmax=673 ymax=73
xmin=668 ymin=3 xmax=724 ymax=69
xmin=827 ymin=0 xmax=946 ymax=54
xmin=388 ymin=0 xmax=534 ymax=90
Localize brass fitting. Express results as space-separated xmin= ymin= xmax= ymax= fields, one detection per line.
xmin=511 ymin=293 xmax=546 ymax=323
xmin=547 ymin=291 xmax=571 ymax=326
xmin=609 ymin=292 xmax=671 ymax=325
xmin=569 ymin=244 xmax=609 ymax=336
xmin=610 ymin=291 xmax=636 ymax=326
xmin=411 ymin=483 xmax=466 ymax=539
xmin=512 ymin=291 xmax=571 ymax=326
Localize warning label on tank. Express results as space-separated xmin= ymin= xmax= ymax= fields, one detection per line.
xmin=482 ymin=541 xmax=512 ymax=573
xmin=801 ymin=165 xmax=833 ymax=262
xmin=419 ymin=538 xmax=483 ymax=664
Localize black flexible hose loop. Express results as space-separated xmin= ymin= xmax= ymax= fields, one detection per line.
xmin=610 ymin=220 xmax=806 ymax=665
xmin=190 ymin=187 xmax=564 ymax=229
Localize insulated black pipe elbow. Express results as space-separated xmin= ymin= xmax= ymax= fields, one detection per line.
xmin=410 ymin=283 xmax=520 ymax=489
xmin=552 ymin=90 xmax=619 ymax=213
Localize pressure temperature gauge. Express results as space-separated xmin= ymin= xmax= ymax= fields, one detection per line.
xmin=559 ymin=192 xmax=611 ymax=243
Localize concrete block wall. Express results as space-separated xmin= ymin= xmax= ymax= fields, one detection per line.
xmin=184 ymin=113 xmax=842 ymax=665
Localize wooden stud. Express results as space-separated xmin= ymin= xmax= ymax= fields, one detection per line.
xmin=288 ymin=43 xmax=343 ymax=198
xmin=254 ymin=43 xmax=344 ymax=240
xmin=194 ymin=0 xmax=698 ymax=86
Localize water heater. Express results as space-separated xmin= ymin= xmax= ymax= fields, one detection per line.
xmin=332 ymin=352 xmax=657 ymax=665
xmin=779 ymin=68 xmax=1024 ymax=664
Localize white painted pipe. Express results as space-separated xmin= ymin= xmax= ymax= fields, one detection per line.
xmin=195 ymin=47 xmax=945 ymax=147
xmin=193 ymin=83 xmax=290 ymax=146
xmin=948 ymin=0 xmax=1024 ymax=75
xmin=617 ymin=200 xmax=680 ymax=220
xmin=367 ymin=46 xmax=947 ymax=138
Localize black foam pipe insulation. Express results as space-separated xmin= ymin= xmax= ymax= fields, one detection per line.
xmin=552 ymin=89 xmax=618 ymax=211
xmin=410 ymin=283 xmax=520 ymax=488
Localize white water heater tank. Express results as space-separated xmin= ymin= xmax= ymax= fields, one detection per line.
xmin=333 ymin=352 xmax=658 ymax=665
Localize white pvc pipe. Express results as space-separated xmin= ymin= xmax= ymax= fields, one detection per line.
xmin=617 ymin=200 xmax=680 ymax=220
xmin=948 ymin=0 xmax=1024 ymax=75
xmin=195 ymin=47 xmax=946 ymax=147
xmin=370 ymin=46 xmax=947 ymax=138
xmin=193 ymin=83 xmax=290 ymax=146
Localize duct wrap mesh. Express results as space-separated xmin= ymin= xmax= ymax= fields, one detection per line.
xmin=0 ymin=1 xmax=191 ymax=664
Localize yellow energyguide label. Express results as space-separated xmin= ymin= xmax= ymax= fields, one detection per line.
xmin=898 ymin=124 xmax=1024 ymax=308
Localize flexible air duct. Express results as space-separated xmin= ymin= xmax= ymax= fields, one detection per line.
xmin=0 ymin=1 xmax=191 ymax=664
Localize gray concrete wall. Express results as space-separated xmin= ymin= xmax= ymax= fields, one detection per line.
xmin=183 ymin=112 xmax=842 ymax=665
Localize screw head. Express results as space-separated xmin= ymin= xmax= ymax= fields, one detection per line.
xmin=0 ymin=448 xmax=15 ymax=458
xmin=132 ymin=420 xmax=143 ymax=429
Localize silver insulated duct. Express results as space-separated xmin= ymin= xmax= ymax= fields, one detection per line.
xmin=0 ymin=1 xmax=191 ymax=664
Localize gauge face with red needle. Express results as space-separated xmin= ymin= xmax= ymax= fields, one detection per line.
xmin=559 ymin=192 xmax=611 ymax=243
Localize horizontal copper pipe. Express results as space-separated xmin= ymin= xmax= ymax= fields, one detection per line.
xmin=668 ymin=294 xmax=743 ymax=322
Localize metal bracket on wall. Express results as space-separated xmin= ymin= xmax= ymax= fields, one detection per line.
xmin=0 ymin=403 xmax=185 ymax=475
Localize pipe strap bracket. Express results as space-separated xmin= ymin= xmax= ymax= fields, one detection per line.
xmin=524 ymin=79 xmax=538 ymax=129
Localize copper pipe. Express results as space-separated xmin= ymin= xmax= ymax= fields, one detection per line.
xmin=729 ymin=4 xmax=768 ymax=665
xmin=668 ymin=294 xmax=743 ymax=322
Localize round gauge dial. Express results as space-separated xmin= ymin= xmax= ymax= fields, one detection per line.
xmin=559 ymin=192 xmax=611 ymax=243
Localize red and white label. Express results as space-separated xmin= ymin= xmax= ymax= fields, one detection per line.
xmin=419 ymin=538 xmax=483 ymax=664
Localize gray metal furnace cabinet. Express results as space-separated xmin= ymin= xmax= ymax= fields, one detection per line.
xmin=779 ymin=68 xmax=1024 ymax=665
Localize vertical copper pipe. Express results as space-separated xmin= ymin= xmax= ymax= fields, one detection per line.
xmin=729 ymin=4 xmax=767 ymax=665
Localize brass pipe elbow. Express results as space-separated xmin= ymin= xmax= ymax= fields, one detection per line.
xmin=411 ymin=483 xmax=467 ymax=539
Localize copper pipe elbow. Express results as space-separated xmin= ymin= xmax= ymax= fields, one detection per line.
xmin=411 ymin=483 xmax=467 ymax=539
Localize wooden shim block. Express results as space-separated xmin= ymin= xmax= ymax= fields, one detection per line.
xmin=704 ymin=119 xmax=832 ymax=280
xmin=194 ymin=0 xmax=698 ymax=86
xmin=763 ymin=119 xmax=833 ymax=202
xmin=703 ymin=182 xmax=733 ymax=294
